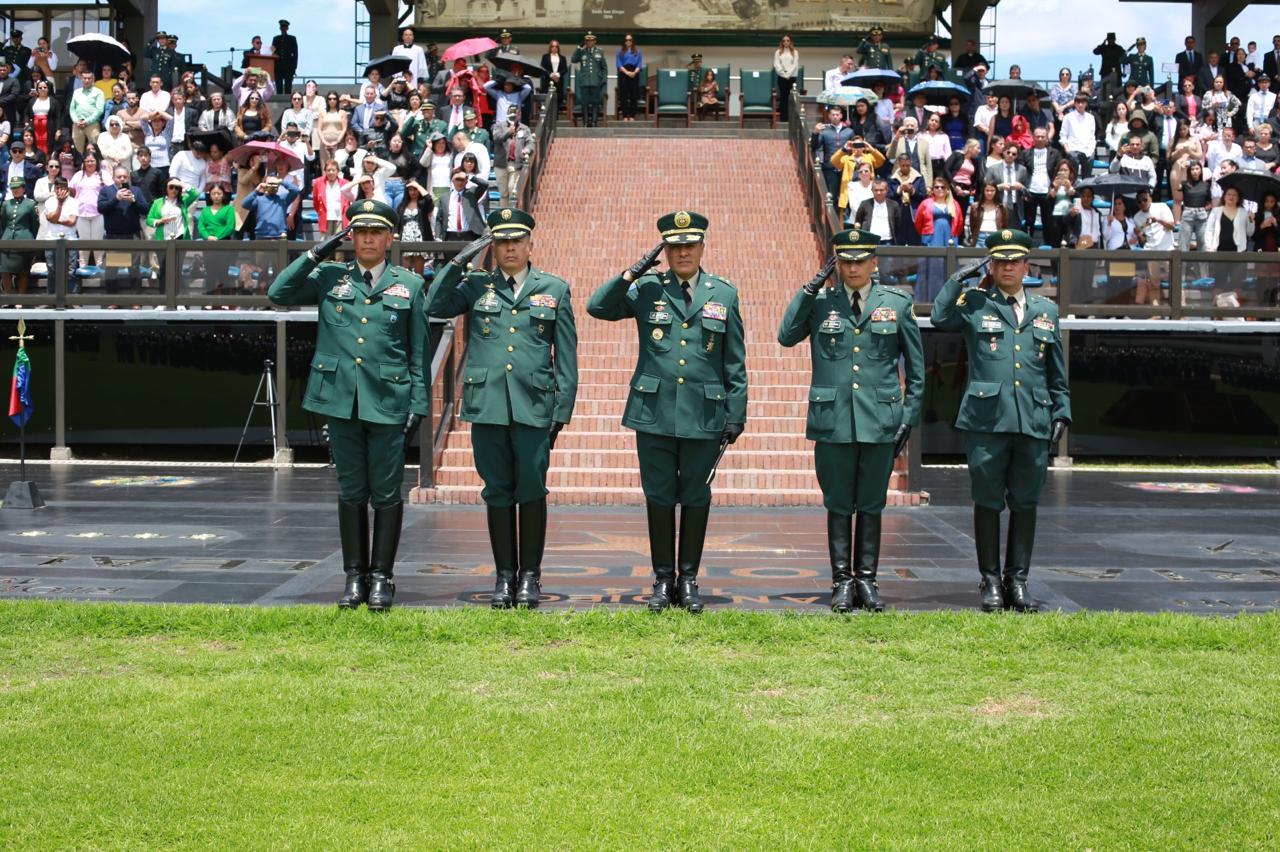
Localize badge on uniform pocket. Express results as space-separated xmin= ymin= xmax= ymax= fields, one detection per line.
xmin=652 ymin=328 xmax=664 ymax=341
xmin=819 ymin=311 xmax=843 ymax=333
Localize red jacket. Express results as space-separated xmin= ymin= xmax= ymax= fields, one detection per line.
xmin=312 ymin=177 xmax=350 ymax=233
xmin=913 ymin=196 xmax=964 ymax=239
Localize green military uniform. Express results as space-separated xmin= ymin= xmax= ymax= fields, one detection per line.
xmin=428 ymin=209 xmax=578 ymax=608
xmin=778 ymin=229 xmax=924 ymax=612
xmin=912 ymin=43 xmax=949 ymax=75
xmin=498 ymin=31 xmax=520 ymax=56
xmin=570 ymin=34 xmax=608 ymax=127
xmin=929 ymin=229 xmax=1071 ymax=612
xmin=0 ymin=178 xmax=39 ymax=276
xmin=686 ymin=54 xmax=704 ymax=93
xmin=145 ymin=36 xmax=180 ymax=88
xmin=587 ymin=211 xmax=748 ymax=612
xmin=402 ymin=109 xmax=448 ymax=159
xmin=2 ymin=35 xmax=32 ymax=87
xmin=464 ymin=110 xmax=491 ymax=151
xmin=857 ymin=29 xmax=894 ymax=70
xmin=267 ymin=199 xmax=429 ymax=612
xmin=1126 ymin=43 xmax=1155 ymax=87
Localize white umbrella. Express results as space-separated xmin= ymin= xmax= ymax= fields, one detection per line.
xmin=67 ymin=33 xmax=133 ymax=68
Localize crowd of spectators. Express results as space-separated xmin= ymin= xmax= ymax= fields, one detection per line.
xmin=805 ymin=30 xmax=1280 ymax=271
xmin=0 ymin=25 xmax=542 ymax=295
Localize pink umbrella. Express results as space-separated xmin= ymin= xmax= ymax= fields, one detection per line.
xmin=227 ymin=140 xmax=303 ymax=171
xmin=442 ymin=37 xmax=498 ymax=62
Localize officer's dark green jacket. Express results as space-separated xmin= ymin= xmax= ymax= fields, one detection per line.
xmin=402 ymin=115 xmax=448 ymax=157
xmin=570 ymin=46 xmax=608 ymax=87
xmin=429 ymin=263 xmax=578 ymax=427
xmin=930 ymin=275 xmax=1071 ymax=438
xmin=587 ymin=269 xmax=747 ymax=439
xmin=268 ymin=254 xmax=429 ymax=424
xmin=856 ymin=41 xmax=894 ymax=70
xmin=1 ymin=197 xmax=39 ymax=240
xmin=778 ymin=283 xmax=924 ymax=444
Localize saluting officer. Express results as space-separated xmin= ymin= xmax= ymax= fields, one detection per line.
xmin=268 ymin=199 xmax=429 ymax=612
xmin=570 ymin=32 xmax=608 ymax=127
xmin=427 ymin=209 xmax=578 ymax=609
xmin=778 ymin=230 xmax=923 ymax=612
xmin=587 ymin=212 xmax=748 ymax=613
xmin=857 ymin=27 xmax=894 ymax=70
xmin=929 ymin=229 xmax=1070 ymax=612
xmin=1125 ymin=37 xmax=1155 ymax=87
xmin=911 ymin=36 xmax=949 ymax=75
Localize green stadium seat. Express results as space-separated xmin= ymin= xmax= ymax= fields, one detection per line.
xmin=739 ymin=69 xmax=777 ymax=128
xmin=654 ymin=69 xmax=692 ymax=127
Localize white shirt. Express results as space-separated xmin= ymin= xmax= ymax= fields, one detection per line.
xmin=324 ymin=179 xmax=342 ymax=221
xmin=824 ymin=67 xmax=849 ymax=91
xmin=356 ymin=260 xmax=387 ymax=285
xmin=972 ymin=103 xmax=995 ymax=135
xmin=997 ymin=287 xmax=1026 ymax=324
xmin=1028 ymin=148 xmax=1050 ymax=194
xmin=170 ymin=107 xmax=186 ymax=143
xmin=168 ymin=151 xmax=207 ymax=191
xmin=1246 ymin=90 xmax=1276 ymax=130
xmin=1073 ymin=202 xmax=1102 ymax=242
xmin=1102 ymin=215 xmax=1132 ymax=250
xmin=1205 ymin=139 xmax=1242 ymax=177
xmin=43 ymin=194 xmax=79 ymax=240
xmin=1136 ymin=203 xmax=1175 ymax=250
xmin=447 ymin=190 xmax=472 ymax=232
xmin=139 ymin=89 xmax=171 ymax=116
xmin=1060 ymin=110 xmax=1097 ymax=156
xmin=445 ymin=105 xmax=466 ymax=130
xmin=868 ymin=200 xmax=892 ymax=242
xmin=391 ymin=43 xmax=428 ymax=86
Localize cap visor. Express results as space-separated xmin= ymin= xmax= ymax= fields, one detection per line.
xmin=662 ymin=233 xmax=704 ymax=244
xmin=836 ymin=249 xmax=874 ymax=261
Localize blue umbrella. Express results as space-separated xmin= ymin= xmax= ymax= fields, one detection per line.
xmin=840 ymin=68 xmax=901 ymax=90
xmin=906 ymin=80 xmax=971 ymax=106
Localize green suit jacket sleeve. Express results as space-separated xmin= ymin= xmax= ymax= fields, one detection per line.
xmin=552 ymin=288 xmax=579 ymax=424
xmin=585 ymin=273 xmax=637 ymax=321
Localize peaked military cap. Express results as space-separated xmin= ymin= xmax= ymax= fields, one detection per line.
xmin=8 ymin=176 xmax=26 ymax=189
xmin=499 ymin=29 xmax=512 ymax=38
xmin=869 ymin=26 xmax=884 ymax=36
xmin=349 ymin=198 xmax=398 ymax=230
xmin=584 ymin=32 xmax=597 ymax=41
xmin=487 ymin=207 xmax=535 ymax=240
xmin=987 ymin=228 xmax=1032 ymax=260
xmin=831 ymin=228 xmax=879 ymax=261
xmin=657 ymin=210 xmax=708 ymax=244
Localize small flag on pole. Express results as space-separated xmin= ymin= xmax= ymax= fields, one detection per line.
xmin=8 ymin=319 xmax=34 ymax=428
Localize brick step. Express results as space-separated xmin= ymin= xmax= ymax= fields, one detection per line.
xmin=440 ymin=446 xmax=844 ymax=471
xmin=448 ymin=415 xmax=809 ymax=432
xmin=443 ymin=430 xmax=817 ymax=452
xmin=535 ymin=385 xmax=836 ymax=402
xmin=504 ymin=398 xmax=814 ymax=417
xmin=569 ymin=368 xmax=875 ymax=384
xmin=557 ymin=126 xmax=789 ymax=140
xmin=412 ymin=485 xmax=926 ymax=507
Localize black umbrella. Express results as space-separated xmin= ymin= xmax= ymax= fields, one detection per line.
xmin=492 ymin=51 xmax=545 ymax=80
xmin=67 ymin=33 xmax=132 ymax=69
xmin=1076 ymin=173 xmax=1152 ymax=198
xmin=186 ymin=127 xmax=236 ymax=153
xmin=1218 ymin=170 xmax=1280 ymax=205
xmin=983 ymin=79 xmax=1050 ymax=99
xmin=364 ymin=54 xmax=412 ymax=80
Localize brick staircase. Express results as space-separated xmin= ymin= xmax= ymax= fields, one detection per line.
xmin=415 ymin=132 xmax=924 ymax=507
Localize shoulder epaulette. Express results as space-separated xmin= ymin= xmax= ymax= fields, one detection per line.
xmin=710 ymin=274 xmax=736 ymax=289
xmin=879 ymin=285 xmax=913 ymax=300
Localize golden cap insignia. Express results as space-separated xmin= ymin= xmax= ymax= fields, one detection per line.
xmin=674 ymin=211 xmax=692 ymax=228
xmin=362 ymin=201 xmax=374 ymax=211
xmin=501 ymin=209 xmax=513 ymax=220
xmin=1000 ymin=229 xmax=1012 ymax=241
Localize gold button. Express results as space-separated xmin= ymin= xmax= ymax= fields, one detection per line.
xmin=511 ymin=309 xmax=518 ymax=315
xmin=678 ymin=359 xmax=686 ymax=366
xmin=681 ymin=322 xmax=689 ymax=329
xmin=1015 ymin=362 xmax=1021 ymax=369
xmin=1014 ymin=344 xmax=1021 ymax=351
xmin=854 ymin=328 xmax=861 ymax=335
xmin=335 ymin=305 xmax=343 ymax=313
xmin=506 ymin=364 xmax=513 ymax=371
xmin=677 ymin=377 xmax=685 ymax=384
xmin=679 ymin=340 xmax=687 ymax=347
xmin=361 ymin=317 xmax=368 ymax=324
xmin=357 ymin=337 xmax=365 ymax=344
xmin=853 ymin=346 xmax=860 ymax=353
xmin=317 ymin=364 xmax=323 ymax=369
xmin=507 ymin=345 xmax=514 ymax=352
xmin=853 ymin=365 xmax=860 ymax=372
xmin=978 ymin=391 xmax=984 ymax=396
xmin=509 ymin=327 xmax=516 ymax=333
xmin=852 ymin=382 xmax=860 ymax=390
xmin=1014 ymin=380 xmax=1021 ymax=387
xmin=355 ymin=357 xmax=363 ymax=365
xmin=365 ymin=298 xmax=372 ymax=305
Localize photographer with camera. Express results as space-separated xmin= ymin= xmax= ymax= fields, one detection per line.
xmin=830 ymin=135 xmax=885 ymax=223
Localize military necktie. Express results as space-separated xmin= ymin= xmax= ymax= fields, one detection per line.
xmin=850 ymin=289 xmax=862 ymax=321
xmin=1006 ymin=294 xmax=1022 ymax=325
xmin=680 ymin=280 xmax=691 ymax=308
xmin=506 ymin=275 xmax=517 ymax=300
xmin=364 ymin=270 xmax=373 ymax=290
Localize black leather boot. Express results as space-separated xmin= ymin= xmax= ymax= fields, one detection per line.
xmin=1003 ymin=508 xmax=1040 ymax=613
xmin=646 ymin=502 xmax=676 ymax=612
xmin=853 ymin=512 xmax=885 ymax=612
xmin=516 ymin=498 xmax=547 ymax=609
xmin=676 ymin=504 xmax=709 ymax=613
xmin=367 ymin=502 xmax=403 ymax=612
xmin=827 ymin=511 xmax=854 ymax=613
xmin=337 ymin=500 xmax=369 ymax=609
xmin=974 ymin=505 xmax=1004 ymax=612
xmin=487 ymin=504 xmax=518 ymax=609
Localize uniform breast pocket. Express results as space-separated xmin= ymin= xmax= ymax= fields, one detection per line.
xmin=1031 ymin=329 xmax=1054 ymax=365
xmin=306 ymin=354 xmax=338 ymax=403
xmin=807 ymin=385 xmax=836 ymax=434
xmin=644 ymin=318 xmax=673 ymax=353
xmin=377 ymin=363 xmax=410 ymax=413
xmin=870 ymin=322 xmax=898 ymax=359
xmin=700 ymin=318 xmax=725 ymax=354
xmin=974 ymin=330 xmax=1006 ymax=360
xmin=323 ymin=294 xmax=353 ymax=327
xmin=529 ymin=306 xmax=556 ymax=346
xmin=381 ymin=297 xmax=409 ymax=334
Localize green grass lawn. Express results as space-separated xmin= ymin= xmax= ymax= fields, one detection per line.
xmin=2 ymin=603 xmax=1277 ymax=848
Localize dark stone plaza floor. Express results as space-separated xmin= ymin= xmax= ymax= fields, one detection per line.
xmin=2 ymin=463 xmax=1279 ymax=614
